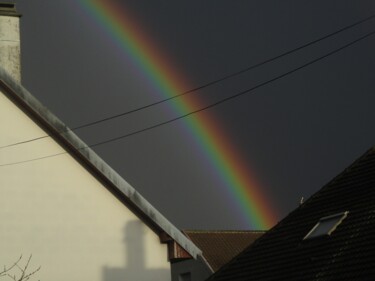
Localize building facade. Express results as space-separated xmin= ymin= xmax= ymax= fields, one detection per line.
xmin=0 ymin=4 xmax=206 ymax=281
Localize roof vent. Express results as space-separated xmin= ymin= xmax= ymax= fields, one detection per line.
xmin=303 ymin=211 xmax=349 ymax=240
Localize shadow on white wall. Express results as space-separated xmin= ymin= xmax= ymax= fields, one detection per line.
xmin=102 ymin=220 xmax=169 ymax=281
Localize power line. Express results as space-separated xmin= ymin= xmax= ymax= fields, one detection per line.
xmin=1 ymin=28 xmax=374 ymax=168
xmin=1 ymin=12 xmax=375 ymax=150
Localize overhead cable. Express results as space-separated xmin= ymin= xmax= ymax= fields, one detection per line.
xmin=1 ymin=12 xmax=375 ymax=150
xmin=1 ymin=28 xmax=374 ymax=167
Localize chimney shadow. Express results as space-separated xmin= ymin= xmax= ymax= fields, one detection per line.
xmin=102 ymin=220 xmax=169 ymax=281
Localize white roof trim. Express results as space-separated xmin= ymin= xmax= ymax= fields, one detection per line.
xmin=0 ymin=67 xmax=202 ymax=258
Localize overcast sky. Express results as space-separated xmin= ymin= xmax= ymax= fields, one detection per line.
xmin=15 ymin=0 xmax=375 ymax=229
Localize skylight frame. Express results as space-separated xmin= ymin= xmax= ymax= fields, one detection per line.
xmin=303 ymin=211 xmax=349 ymax=240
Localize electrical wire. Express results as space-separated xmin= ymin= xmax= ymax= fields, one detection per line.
xmin=1 ymin=28 xmax=374 ymax=167
xmin=1 ymin=12 xmax=375 ymax=150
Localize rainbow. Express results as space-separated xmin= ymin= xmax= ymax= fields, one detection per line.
xmin=76 ymin=0 xmax=277 ymax=229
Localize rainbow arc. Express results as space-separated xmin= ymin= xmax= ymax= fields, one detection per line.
xmin=78 ymin=0 xmax=277 ymax=229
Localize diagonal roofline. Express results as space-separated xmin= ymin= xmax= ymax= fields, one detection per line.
xmin=0 ymin=67 xmax=202 ymax=259
xmin=207 ymin=145 xmax=375 ymax=280
xmin=183 ymin=229 xmax=265 ymax=272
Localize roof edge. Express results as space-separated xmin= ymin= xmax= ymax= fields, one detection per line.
xmin=0 ymin=67 xmax=202 ymax=259
xmin=300 ymin=146 xmax=375 ymax=209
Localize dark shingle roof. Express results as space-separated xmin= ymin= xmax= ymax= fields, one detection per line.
xmin=184 ymin=230 xmax=264 ymax=272
xmin=209 ymin=146 xmax=375 ymax=281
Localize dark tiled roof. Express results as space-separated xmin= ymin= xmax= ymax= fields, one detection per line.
xmin=209 ymin=147 xmax=375 ymax=281
xmin=184 ymin=230 xmax=264 ymax=272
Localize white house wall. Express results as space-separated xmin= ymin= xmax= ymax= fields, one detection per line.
xmin=0 ymin=16 xmax=20 ymax=82
xmin=0 ymin=90 xmax=171 ymax=281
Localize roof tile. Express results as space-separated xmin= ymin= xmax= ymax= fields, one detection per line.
xmin=209 ymin=147 xmax=375 ymax=281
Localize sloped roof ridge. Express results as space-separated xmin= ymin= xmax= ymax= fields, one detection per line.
xmin=0 ymin=67 xmax=201 ymax=259
xmin=263 ymin=146 xmax=375 ymax=232
xmin=299 ymin=146 xmax=375 ymax=209
xmin=207 ymin=145 xmax=375 ymax=280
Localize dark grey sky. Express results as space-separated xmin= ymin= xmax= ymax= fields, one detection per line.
xmin=15 ymin=0 xmax=375 ymax=229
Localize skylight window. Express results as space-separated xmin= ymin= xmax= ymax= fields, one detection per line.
xmin=304 ymin=211 xmax=349 ymax=240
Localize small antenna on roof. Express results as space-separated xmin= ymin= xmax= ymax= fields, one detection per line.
xmin=299 ymin=197 xmax=304 ymax=206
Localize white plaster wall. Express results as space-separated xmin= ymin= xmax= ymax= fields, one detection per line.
xmin=0 ymin=16 xmax=21 ymax=82
xmin=0 ymin=91 xmax=171 ymax=281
